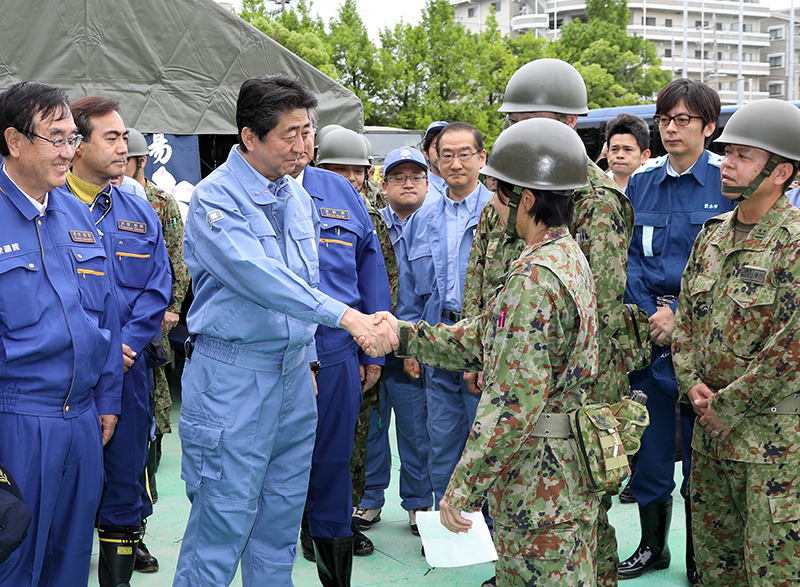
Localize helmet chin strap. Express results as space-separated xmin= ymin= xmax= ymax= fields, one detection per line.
xmin=721 ymin=153 xmax=782 ymax=202
xmin=504 ymin=184 xmax=525 ymax=239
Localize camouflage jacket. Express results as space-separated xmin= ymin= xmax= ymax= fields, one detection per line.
xmin=359 ymin=189 xmax=398 ymax=307
xmin=463 ymin=159 xmax=634 ymax=404
xmin=145 ymin=180 xmax=190 ymax=314
xmin=400 ymin=226 xmax=599 ymax=529
xmin=673 ymin=195 xmax=800 ymax=464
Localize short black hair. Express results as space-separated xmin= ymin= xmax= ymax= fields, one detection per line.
xmin=656 ymin=79 xmax=720 ymax=128
xmin=0 ymin=81 xmax=71 ymax=157
xmin=70 ymin=96 xmax=120 ymax=142
xmin=236 ymin=75 xmax=318 ymax=153
xmin=437 ymin=122 xmax=484 ymax=154
xmin=496 ymin=179 xmax=574 ymax=228
xmin=605 ymin=113 xmax=651 ymax=153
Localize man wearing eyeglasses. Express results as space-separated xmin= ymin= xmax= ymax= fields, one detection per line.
xmin=394 ymin=123 xmax=492 ymax=521
xmin=619 ymin=79 xmax=736 ymax=584
xmin=65 ymin=96 xmax=173 ymax=587
xmin=357 ymin=147 xmax=434 ymax=537
xmin=0 ymin=81 xmax=123 ymax=587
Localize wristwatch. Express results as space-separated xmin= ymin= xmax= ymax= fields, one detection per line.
xmin=309 ymin=361 xmax=321 ymax=376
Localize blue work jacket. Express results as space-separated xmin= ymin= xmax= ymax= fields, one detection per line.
xmin=303 ymin=167 xmax=390 ymax=367
xmin=625 ymin=151 xmax=735 ymax=316
xmin=74 ymin=182 xmax=173 ymax=358
xmin=396 ymin=183 xmax=491 ymax=324
xmin=0 ymin=167 xmax=122 ymax=418
xmin=184 ymin=147 xmax=348 ymax=362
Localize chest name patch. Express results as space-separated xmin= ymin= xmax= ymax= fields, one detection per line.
xmin=739 ymin=266 xmax=767 ymax=284
xmin=118 ymin=220 xmax=147 ymax=234
xmin=320 ymin=208 xmax=350 ymax=221
xmin=69 ymin=230 xmax=96 ymax=244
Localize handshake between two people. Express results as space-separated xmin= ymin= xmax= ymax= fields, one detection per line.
xmin=340 ymin=309 xmax=400 ymax=358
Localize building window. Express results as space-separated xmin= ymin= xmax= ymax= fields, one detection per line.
xmin=492 ymin=1 xmax=501 ymax=11
xmin=695 ymin=50 xmax=709 ymax=59
xmin=468 ymin=6 xmax=476 ymax=17
xmin=665 ymin=18 xmax=672 ymax=27
xmin=769 ymin=82 xmax=784 ymax=95
xmin=732 ymin=23 xmax=753 ymax=32
xmin=769 ymin=27 xmax=784 ymax=40
xmin=716 ymin=22 xmax=723 ymax=30
xmin=695 ymin=20 xmax=708 ymax=28
xmin=644 ymin=16 xmax=655 ymax=26
xmin=665 ymin=48 xmax=672 ymax=58
xmin=769 ymin=54 xmax=783 ymax=67
xmin=742 ymin=52 xmax=752 ymax=61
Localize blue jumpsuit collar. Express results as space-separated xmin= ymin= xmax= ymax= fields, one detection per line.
xmin=0 ymin=163 xmax=66 ymax=220
xmin=654 ymin=150 xmax=714 ymax=187
xmin=226 ymin=145 xmax=279 ymax=206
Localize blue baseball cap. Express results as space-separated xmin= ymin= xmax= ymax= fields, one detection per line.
xmin=383 ymin=147 xmax=428 ymax=177
xmin=422 ymin=121 xmax=448 ymax=151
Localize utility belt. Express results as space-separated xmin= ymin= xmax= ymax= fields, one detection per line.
xmin=761 ymin=393 xmax=800 ymax=415
xmin=441 ymin=309 xmax=462 ymax=323
xmin=531 ymin=390 xmax=650 ymax=494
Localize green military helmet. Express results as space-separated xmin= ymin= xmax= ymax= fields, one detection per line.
xmin=126 ymin=128 xmax=149 ymax=157
xmin=314 ymin=124 xmax=343 ymax=148
xmin=481 ymin=117 xmax=588 ymax=193
xmin=317 ymin=128 xmax=371 ymax=167
xmin=498 ymin=58 xmax=589 ymax=116
xmin=715 ymin=99 xmax=800 ymax=201
xmin=362 ymin=134 xmax=374 ymax=164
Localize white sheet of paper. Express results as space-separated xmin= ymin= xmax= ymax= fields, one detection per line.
xmin=416 ymin=510 xmax=498 ymax=568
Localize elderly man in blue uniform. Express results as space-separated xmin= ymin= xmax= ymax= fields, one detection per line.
xmin=288 ymin=123 xmax=391 ymax=583
xmin=0 ymin=82 xmax=122 ymax=587
xmin=619 ymin=79 xmax=736 ymax=584
xmin=173 ymin=75 xmax=395 ymax=587
xmin=421 ymin=121 xmax=447 ymax=205
xmin=396 ymin=122 xmax=492 ymax=513
xmin=356 ymin=147 xmax=434 ymax=536
xmin=66 ymin=96 xmax=172 ymax=587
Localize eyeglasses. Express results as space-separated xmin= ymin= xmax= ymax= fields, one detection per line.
xmin=386 ymin=173 xmax=427 ymax=184
xmin=439 ymin=151 xmax=480 ymax=164
xmin=654 ymin=114 xmax=703 ymax=127
xmin=30 ymin=132 xmax=83 ymax=151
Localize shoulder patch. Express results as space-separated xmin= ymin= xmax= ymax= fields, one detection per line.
xmin=117 ymin=220 xmax=147 ymax=234
xmin=69 ymin=230 xmax=96 ymax=244
xmin=320 ymin=208 xmax=350 ymax=221
xmin=206 ymin=209 xmax=224 ymax=229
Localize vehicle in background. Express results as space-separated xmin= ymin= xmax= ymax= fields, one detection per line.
xmin=362 ymin=126 xmax=424 ymax=169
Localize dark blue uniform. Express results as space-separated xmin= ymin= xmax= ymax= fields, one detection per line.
xmin=302 ymin=167 xmax=391 ymax=537
xmin=625 ymin=152 xmax=735 ymax=505
xmin=0 ymin=168 xmax=122 ymax=586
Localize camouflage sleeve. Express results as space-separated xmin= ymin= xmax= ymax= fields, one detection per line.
xmin=370 ymin=209 xmax=398 ymax=308
xmin=672 ymin=232 xmax=706 ymax=400
xmin=400 ymin=314 xmax=486 ymax=373
xmin=443 ymin=275 xmax=564 ymax=510
xmin=463 ymin=204 xmax=497 ymax=318
xmin=161 ymin=194 xmax=190 ymax=313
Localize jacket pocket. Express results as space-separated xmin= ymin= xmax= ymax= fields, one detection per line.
xmin=71 ymin=246 xmax=109 ymax=312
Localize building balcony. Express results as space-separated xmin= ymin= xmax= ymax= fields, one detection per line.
xmin=631 ymin=25 xmax=771 ymax=47
xmin=660 ymin=58 xmax=770 ymax=76
xmin=511 ymin=12 xmax=550 ymax=31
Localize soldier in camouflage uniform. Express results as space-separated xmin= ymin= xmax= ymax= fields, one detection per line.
xmin=462 ymin=59 xmax=633 ymax=587
xmin=363 ymin=118 xmax=601 ymax=587
xmin=673 ymin=99 xmax=800 ymax=587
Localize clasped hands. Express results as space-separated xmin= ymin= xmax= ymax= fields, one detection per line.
xmin=340 ymin=309 xmax=399 ymax=358
xmin=687 ymin=382 xmax=733 ymax=441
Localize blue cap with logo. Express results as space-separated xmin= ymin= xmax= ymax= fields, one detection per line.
xmin=422 ymin=121 xmax=448 ymax=150
xmin=383 ymin=147 xmax=428 ymax=177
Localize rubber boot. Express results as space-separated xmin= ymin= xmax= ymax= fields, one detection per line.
xmin=312 ymin=535 xmax=354 ymax=587
xmin=618 ymin=498 xmax=672 ymax=579
xmin=97 ymin=525 xmax=141 ymax=587
xmin=685 ymin=500 xmax=700 ymax=586
xmin=300 ymin=510 xmax=315 ymax=562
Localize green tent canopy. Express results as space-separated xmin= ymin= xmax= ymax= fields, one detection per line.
xmin=0 ymin=0 xmax=363 ymax=135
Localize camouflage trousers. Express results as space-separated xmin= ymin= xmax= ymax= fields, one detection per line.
xmin=351 ymin=375 xmax=382 ymax=506
xmin=691 ymin=451 xmax=800 ymax=587
xmin=495 ymin=514 xmax=597 ymax=587
xmin=596 ymin=495 xmax=618 ymax=587
xmin=153 ymin=365 xmax=172 ymax=435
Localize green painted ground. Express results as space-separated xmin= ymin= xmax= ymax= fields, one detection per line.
xmin=93 ymin=365 xmax=692 ymax=587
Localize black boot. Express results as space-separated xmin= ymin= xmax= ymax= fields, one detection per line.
xmin=312 ymin=535 xmax=353 ymax=587
xmin=618 ymin=498 xmax=672 ymax=579
xmin=134 ymin=519 xmax=159 ymax=573
xmin=300 ymin=510 xmax=315 ymax=562
xmin=351 ymin=524 xmax=374 ymax=556
xmin=97 ymin=525 xmax=140 ymax=587
xmin=685 ymin=500 xmax=700 ymax=586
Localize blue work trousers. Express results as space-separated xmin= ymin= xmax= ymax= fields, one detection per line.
xmin=173 ymin=337 xmax=316 ymax=587
xmin=307 ymin=352 xmax=362 ymax=538
xmin=98 ymin=359 xmax=153 ymax=526
xmin=629 ymin=356 xmax=696 ymax=506
xmin=0 ymin=407 xmax=103 ymax=587
xmin=425 ymin=366 xmax=480 ymax=506
xmin=361 ymin=354 xmax=433 ymax=512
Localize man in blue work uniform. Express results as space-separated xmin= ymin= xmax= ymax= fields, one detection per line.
xmin=172 ymin=75 xmax=395 ymax=587
xmin=67 ymin=96 xmax=172 ymax=587
xmin=421 ymin=121 xmax=448 ymax=205
xmin=0 ymin=81 xmax=123 ymax=587
xmin=290 ymin=125 xmax=391 ymax=585
xmin=396 ymin=122 xmax=492 ymax=513
xmin=357 ymin=147 xmax=434 ymax=536
xmin=619 ymin=79 xmax=736 ymax=585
